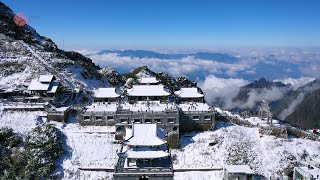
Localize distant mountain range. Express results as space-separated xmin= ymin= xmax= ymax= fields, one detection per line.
xmin=90 ymin=49 xmax=239 ymax=64
xmin=232 ymin=77 xmax=320 ymax=129
xmin=87 ymin=49 xmax=309 ymax=81
xmin=233 ymin=78 xmax=290 ymax=102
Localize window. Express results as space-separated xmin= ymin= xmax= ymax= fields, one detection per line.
xmin=95 ymin=116 xmax=102 ymax=121
xmin=204 ymin=115 xmax=211 ymax=121
xmin=167 ymin=118 xmax=175 ymax=123
xmin=133 ymin=119 xmax=141 ymax=123
xmin=84 ymin=116 xmax=91 ymax=121
xmin=192 ymin=116 xmax=200 ymax=121
xmin=155 ymin=118 xmax=162 ymax=124
xmin=139 ymin=175 xmax=149 ymax=180
xmin=120 ymin=118 xmax=128 ymax=124
xmin=107 ymin=116 xmax=114 ymax=121
xmin=173 ymin=126 xmax=178 ymax=131
xmin=116 ymin=126 xmax=122 ymax=132
xmin=145 ymin=119 xmax=151 ymax=123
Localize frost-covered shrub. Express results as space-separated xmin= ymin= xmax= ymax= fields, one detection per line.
xmin=0 ymin=125 xmax=65 ymax=179
xmin=0 ymin=128 xmax=26 ymax=178
xmin=167 ymin=131 xmax=180 ymax=149
xmin=0 ymin=61 xmax=26 ymax=76
xmin=25 ymin=125 xmax=65 ymax=179
xmin=222 ymin=128 xmax=264 ymax=175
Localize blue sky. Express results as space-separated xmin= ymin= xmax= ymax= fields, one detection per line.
xmin=2 ymin=0 xmax=320 ymax=50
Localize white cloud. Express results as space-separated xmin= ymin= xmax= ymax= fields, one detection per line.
xmin=274 ymin=77 xmax=315 ymax=90
xmin=198 ymin=75 xmax=249 ymax=109
xmin=73 ymin=49 xmax=100 ymax=55
xmin=89 ymin=53 xmax=251 ymax=78
xmin=300 ymin=64 xmax=320 ymax=78
xmin=278 ymin=93 xmax=305 ymax=120
xmin=241 ymin=87 xmax=285 ymax=109
xmin=199 ymin=75 xmax=290 ymax=110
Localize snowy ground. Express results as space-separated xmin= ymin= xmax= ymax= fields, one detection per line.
xmin=172 ymin=121 xmax=320 ymax=178
xmin=51 ymin=122 xmax=119 ymax=180
xmin=174 ymin=171 xmax=223 ymax=180
xmin=0 ymin=110 xmax=46 ymax=134
xmin=215 ymin=107 xmax=284 ymax=127
xmin=1 ymin=105 xmax=320 ymax=179
xmin=245 ymin=116 xmax=283 ymax=127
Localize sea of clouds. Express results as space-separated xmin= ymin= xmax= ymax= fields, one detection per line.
xmin=84 ymin=48 xmax=319 ymax=113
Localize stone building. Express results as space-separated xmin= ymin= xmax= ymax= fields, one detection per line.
xmin=138 ymin=77 xmax=160 ymax=85
xmin=224 ymin=165 xmax=254 ymax=180
xmin=293 ymin=165 xmax=320 ymax=180
xmin=114 ymin=124 xmax=174 ymax=180
xmin=127 ymin=85 xmax=170 ymax=101
xmin=77 ymin=79 xmax=215 ymax=139
xmin=175 ymin=87 xmax=215 ymax=131
xmin=27 ymin=74 xmax=60 ymax=97
xmin=93 ymin=87 xmax=120 ymax=103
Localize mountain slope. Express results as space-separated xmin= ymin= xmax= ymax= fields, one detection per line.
xmin=283 ymin=81 xmax=320 ymax=129
xmin=0 ymin=2 xmax=125 ymax=89
xmin=271 ymin=79 xmax=320 ymax=119
xmin=234 ymin=78 xmax=289 ymax=102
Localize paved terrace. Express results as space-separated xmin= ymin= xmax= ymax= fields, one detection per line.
xmin=84 ymin=101 xmax=178 ymax=114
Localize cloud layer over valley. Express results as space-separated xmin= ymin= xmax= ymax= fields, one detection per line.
xmin=87 ymin=48 xmax=320 ymax=111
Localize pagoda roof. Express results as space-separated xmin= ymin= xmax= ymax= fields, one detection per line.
xmin=174 ymin=87 xmax=204 ymax=98
xmin=123 ymin=147 xmax=169 ymax=159
xmin=127 ymin=85 xmax=170 ymax=97
xmin=124 ymin=124 xmax=166 ymax=146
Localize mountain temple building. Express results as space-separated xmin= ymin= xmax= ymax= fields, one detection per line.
xmin=224 ymin=165 xmax=254 ymax=180
xmin=77 ymin=77 xmax=215 ymax=140
xmin=127 ymin=85 xmax=170 ymax=101
xmin=138 ymin=77 xmax=160 ymax=85
xmin=114 ymin=124 xmax=174 ymax=180
xmin=174 ymin=87 xmax=204 ymax=103
xmin=93 ymin=87 xmax=120 ymax=103
xmin=27 ymin=75 xmax=60 ymax=96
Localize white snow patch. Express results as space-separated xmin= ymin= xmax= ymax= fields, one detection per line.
xmin=0 ymin=111 xmax=46 ymax=134
xmin=172 ymin=121 xmax=320 ymax=178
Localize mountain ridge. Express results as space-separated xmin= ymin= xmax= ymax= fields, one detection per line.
xmin=91 ymin=49 xmax=239 ymax=63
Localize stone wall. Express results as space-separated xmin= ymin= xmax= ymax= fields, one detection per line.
xmin=113 ymin=173 xmax=174 ymax=180
xmin=179 ymin=111 xmax=215 ymax=132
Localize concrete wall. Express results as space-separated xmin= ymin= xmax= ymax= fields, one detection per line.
xmin=184 ymin=111 xmax=215 ymax=124
xmin=78 ymin=111 xmax=180 ymax=132
xmin=180 ymin=111 xmax=215 ymax=132
xmin=113 ymin=173 xmax=174 ymax=180
xmin=78 ymin=109 xmax=215 ymax=134
xmin=224 ymin=171 xmax=252 ymax=180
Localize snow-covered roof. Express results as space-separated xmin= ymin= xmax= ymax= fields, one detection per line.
xmin=127 ymin=85 xmax=170 ymax=97
xmin=24 ymin=96 xmax=41 ymax=100
xmin=178 ymin=102 xmax=212 ymax=112
xmin=94 ymin=88 xmax=120 ymax=98
xmin=38 ymin=75 xmax=54 ymax=83
xmin=124 ymin=124 xmax=166 ymax=146
xmin=47 ymin=81 xmax=60 ymax=94
xmin=121 ymin=101 xmax=177 ymax=112
xmin=85 ymin=102 xmax=118 ymax=112
xmin=27 ymin=79 xmax=50 ymax=91
xmin=124 ymin=147 xmax=169 ymax=159
xmin=300 ymin=167 xmax=320 ymax=178
xmin=225 ymin=165 xmax=254 ymax=174
xmin=138 ymin=77 xmax=159 ymax=84
xmin=175 ymin=88 xmax=204 ymax=98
